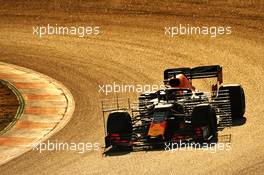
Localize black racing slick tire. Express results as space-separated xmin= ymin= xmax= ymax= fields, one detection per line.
xmin=192 ymin=104 xmax=217 ymax=142
xmin=106 ymin=111 xmax=132 ymax=150
xmin=107 ymin=111 xmax=132 ymax=134
xmin=219 ymin=84 xmax=245 ymax=119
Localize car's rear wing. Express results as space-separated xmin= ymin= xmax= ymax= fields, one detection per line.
xmin=164 ymin=65 xmax=223 ymax=84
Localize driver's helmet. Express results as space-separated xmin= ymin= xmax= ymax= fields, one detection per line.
xmin=168 ymin=73 xmax=194 ymax=90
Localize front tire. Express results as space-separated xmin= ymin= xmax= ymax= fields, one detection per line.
xmin=192 ymin=104 xmax=217 ymax=143
xmin=106 ymin=111 xmax=132 ymax=150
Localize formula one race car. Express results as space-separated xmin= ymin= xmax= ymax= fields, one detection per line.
xmin=102 ymin=65 xmax=245 ymax=151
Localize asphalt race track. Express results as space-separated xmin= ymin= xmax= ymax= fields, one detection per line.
xmin=0 ymin=1 xmax=263 ymax=175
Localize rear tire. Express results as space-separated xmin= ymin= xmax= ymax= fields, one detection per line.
xmin=219 ymin=84 xmax=245 ymax=119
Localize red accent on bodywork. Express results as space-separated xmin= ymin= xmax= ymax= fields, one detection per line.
xmin=194 ymin=128 xmax=203 ymax=137
xmin=110 ymin=133 xmax=120 ymax=137
xmin=218 ymin=69 xmax=223 ymax=84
